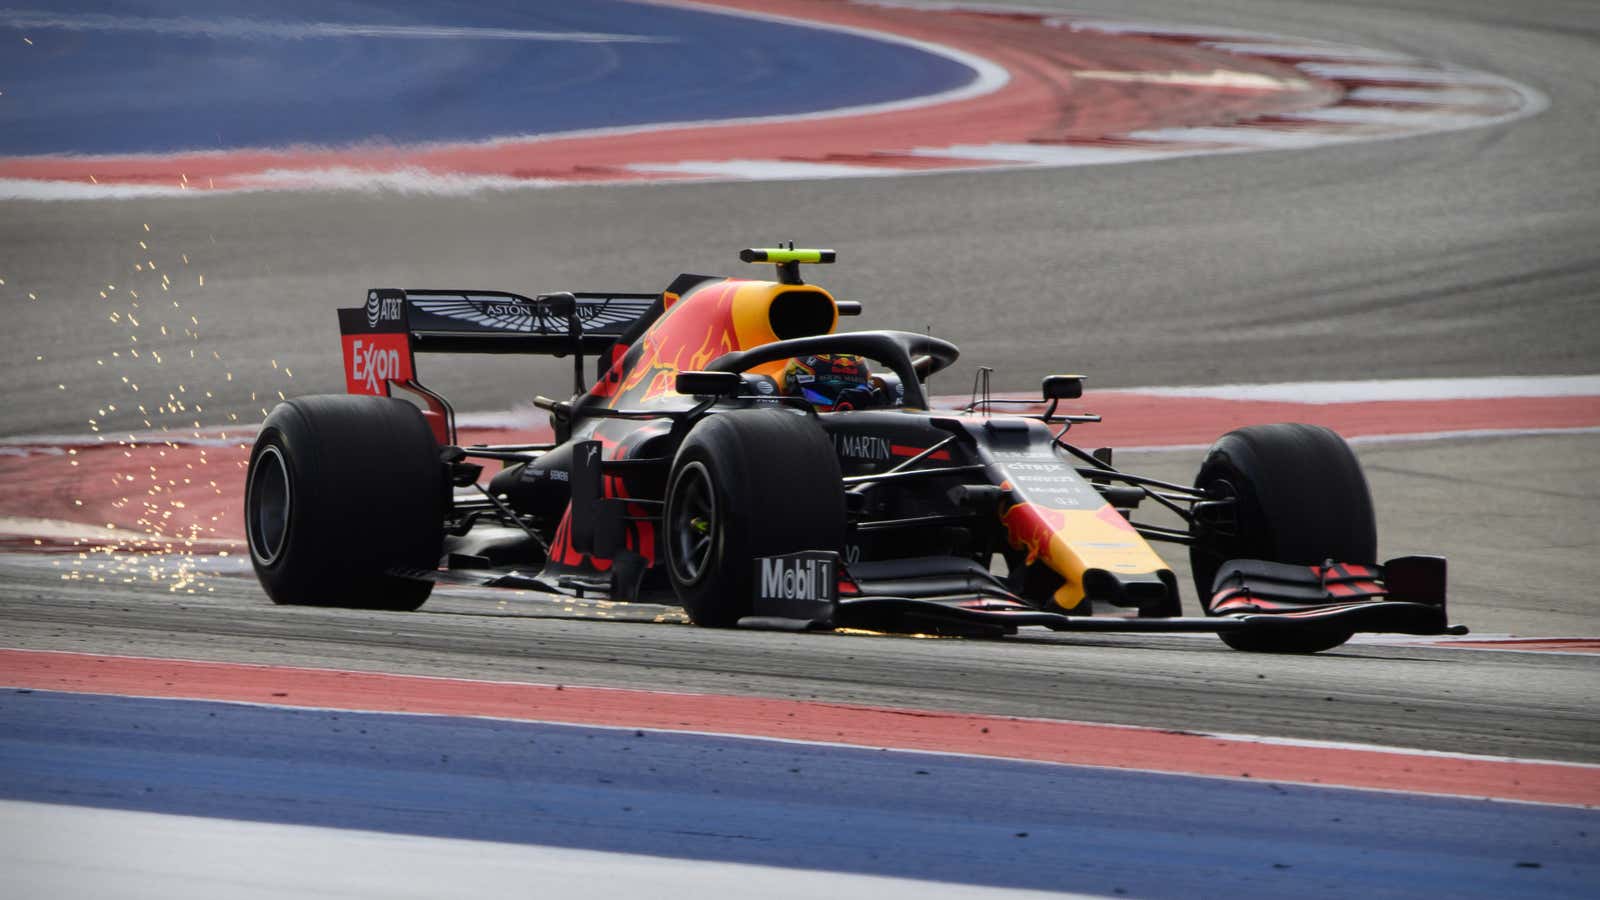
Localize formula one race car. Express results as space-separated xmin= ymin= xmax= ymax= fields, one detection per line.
xmin=244 ymin=248 xmax=1465 ymax=652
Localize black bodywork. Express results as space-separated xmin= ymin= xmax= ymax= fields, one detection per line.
xmin=317 ymin=256 xmax=1465 ymax=649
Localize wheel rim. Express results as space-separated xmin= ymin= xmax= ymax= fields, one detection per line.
xmin=667 ymin=461 xmax=717 ymax=586
xmin=247 ymin=444 xmax=291 ymax=565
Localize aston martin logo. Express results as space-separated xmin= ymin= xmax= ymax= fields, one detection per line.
xmin=408 ymin=294 xmax=653 ymax=335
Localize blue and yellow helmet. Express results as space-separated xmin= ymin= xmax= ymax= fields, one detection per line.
xmin=781 ymin=354 xmax=875 ymax=411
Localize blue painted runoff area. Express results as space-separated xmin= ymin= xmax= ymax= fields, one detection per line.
xmin=0 ymin=1 xmax=975 ymax=156
xmin=1 ymin=689 xmax=1595 ymax=897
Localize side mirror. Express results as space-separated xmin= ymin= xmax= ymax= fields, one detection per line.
xmin=675 ymin=370 xmax=744 ymax=397
xmin=1041 ymin=375 xmax=1084 ymax=401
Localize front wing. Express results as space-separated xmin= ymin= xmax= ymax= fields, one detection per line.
xmin=746 ymin=553 xmax=1465 ymax=640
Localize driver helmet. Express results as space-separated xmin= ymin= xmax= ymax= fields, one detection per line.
xmin=781 ymin=354 xmax=877 ymax=411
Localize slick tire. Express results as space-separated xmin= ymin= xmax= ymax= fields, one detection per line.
xmin=245 ymin=395 xmax=446 ymax=611
xmin=1190 ymin=423 xmax=1376 ymax=653
xmin=664 ymin=409 xmax=845 ymax=627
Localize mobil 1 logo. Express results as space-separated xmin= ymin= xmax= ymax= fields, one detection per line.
xmin=752 ymin=550 xmax=840 ymax=623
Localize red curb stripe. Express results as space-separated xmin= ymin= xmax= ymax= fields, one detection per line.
xmin=2 ymin=648 xmax=1594 ymax=806
xmin=1428 ymin=638 xmax=1600 ymax=654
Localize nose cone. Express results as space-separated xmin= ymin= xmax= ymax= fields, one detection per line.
xmin=1000 ymin=502 xmax=1174 ymax=612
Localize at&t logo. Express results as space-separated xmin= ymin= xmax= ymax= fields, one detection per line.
xmin=366 ymin=292 xmax=404 ymax=327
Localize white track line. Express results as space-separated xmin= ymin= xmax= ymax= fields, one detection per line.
xmin=1126 ymin=126 xmax=1368 ymax=149
xmin=1198 ymin=42 xmax=1414 ymax=62
xmin=1115 ymin=426 xmax=1600 ymax=455
xmin=1113 ymin=374 xmax=1600 ymax=403
xmin=1347 ymin=85 xmax=1517 ymax=106
xmin=1279 ymin=107 xmax=1504 ymax=128
xmin=2 ymin=801 xmax=1077 ymax=900
xmin=626 ymin=159 xmax=898 ymax=179
xmin=1044 ymin=18 xmax=1266 ymax=39
xmin=1295 ymin=62 xmax=1511 ymax=85
xmin=909 ymin=142 xmax=1191 ymax=165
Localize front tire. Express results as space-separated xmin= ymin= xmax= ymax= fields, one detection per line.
xmin=663 ymin=410 xmax=845 ymax=626
xmin=1190 ymin=423 xmax=1375 ymax=653
xmin=245 ymin=395 xmax=445 ymax=611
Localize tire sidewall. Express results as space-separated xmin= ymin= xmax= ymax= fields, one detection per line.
xmin=245 ymin=395 xmax=444 ymax=610
xmin=248 ymin=404 xmax=331 ymax=604
xmin=1189 ymin=424 xmax=1375 ymax=653
xmin=1191 ymin=423 xmax=1376 ymax=601
xmin=664 ymin=409 xmax=843 ymax=626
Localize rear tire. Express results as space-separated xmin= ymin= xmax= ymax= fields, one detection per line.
xmin=663 ymin=410 xmax=845 ymax=626
xmin=245 ymin=395 xmax=445 ymax=611
xmin=1190 ymin=423 xmax=1375 ymax=653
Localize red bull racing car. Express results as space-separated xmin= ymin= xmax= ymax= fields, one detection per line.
xmin=244 ymin=248 xmax=1464 ymax=652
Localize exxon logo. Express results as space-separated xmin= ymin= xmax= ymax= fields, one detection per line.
xmin=350 ymin=339 xmax=400 ymax=393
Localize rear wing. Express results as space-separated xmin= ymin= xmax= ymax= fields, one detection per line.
xmin=397 ymin=289 xmax=660 ymax=354
xmin=337 ymin=288 xmax=662 ymax=444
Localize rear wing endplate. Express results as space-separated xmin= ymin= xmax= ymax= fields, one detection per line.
xmin=337 ymin=287 xmax=662 ymax=444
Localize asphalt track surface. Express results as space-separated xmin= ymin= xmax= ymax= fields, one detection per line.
xmin=1 ymin=0 xmax=1597 ymax=845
